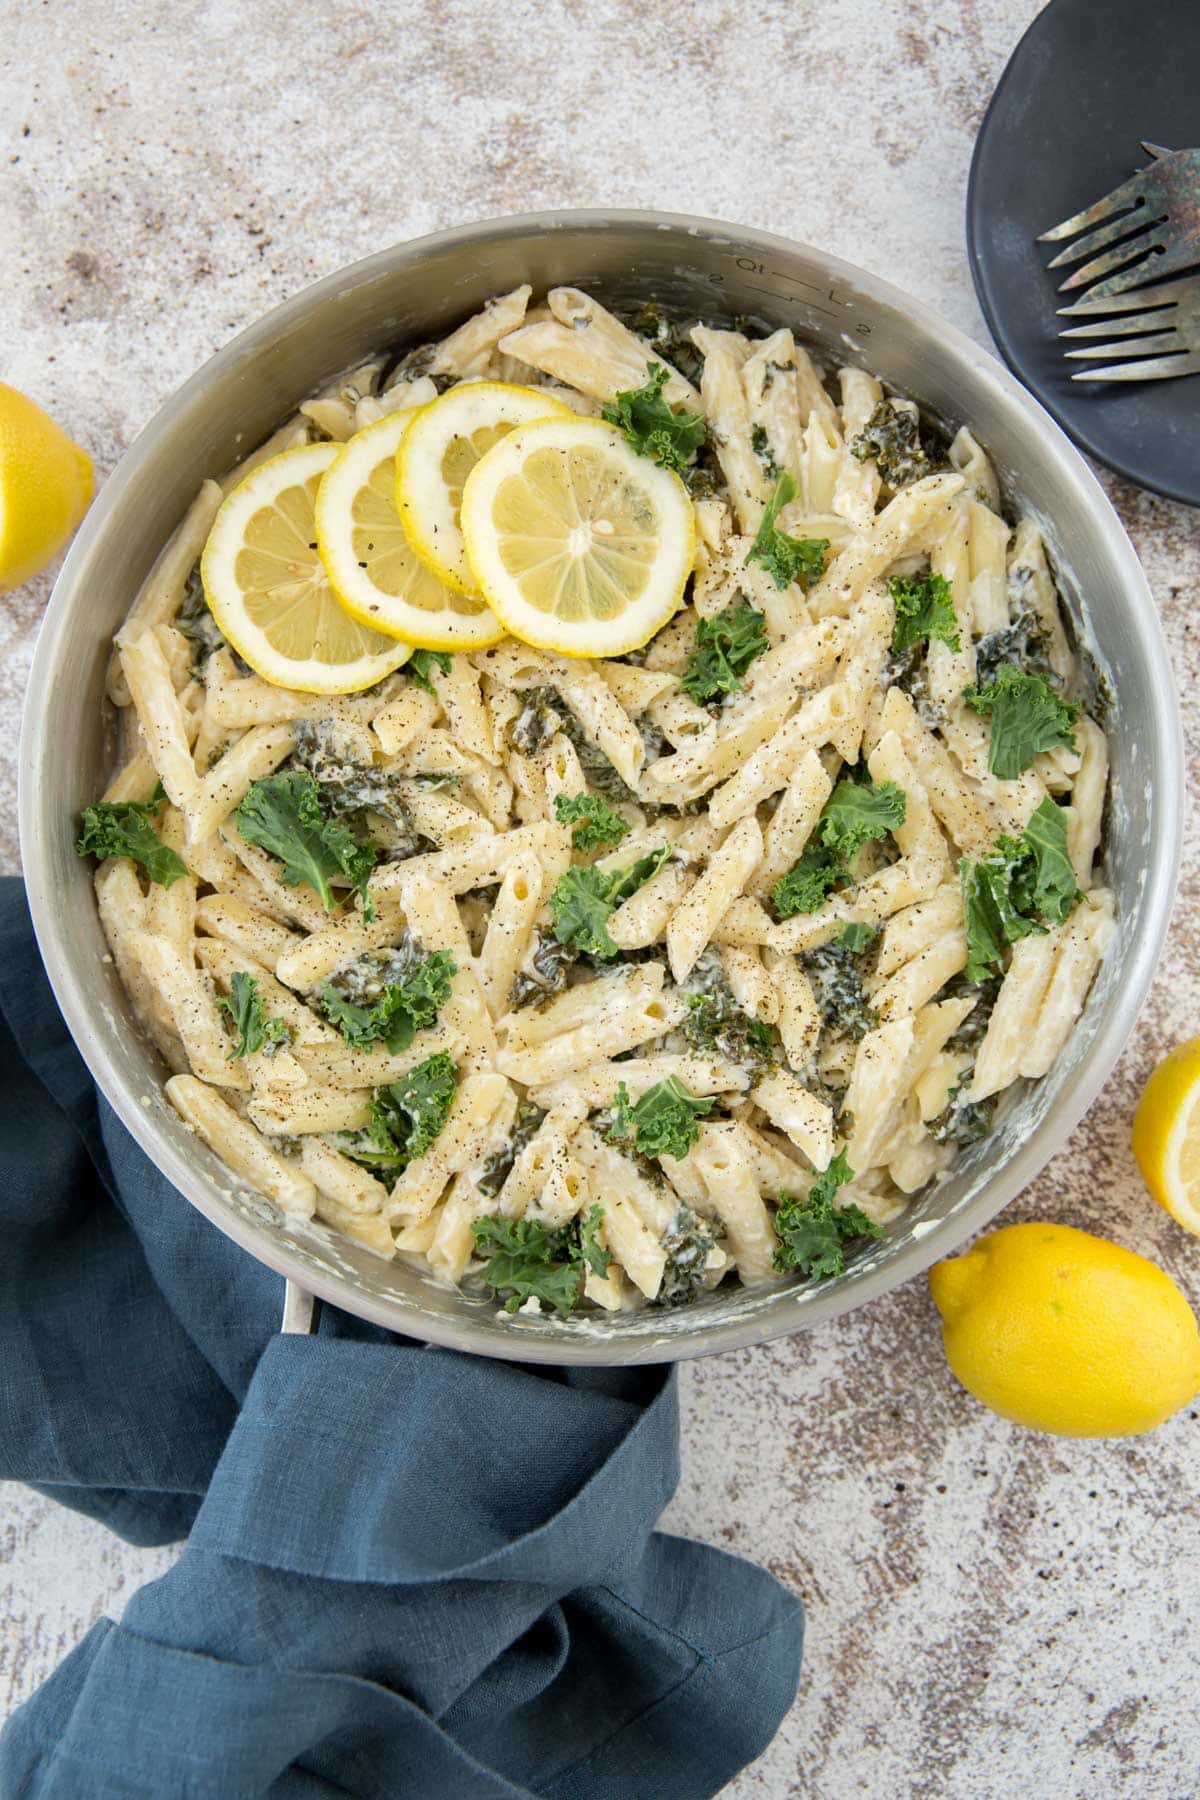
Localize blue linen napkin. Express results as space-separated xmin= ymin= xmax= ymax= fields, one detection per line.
xmin=0 ymin=878 xmax=803 ymax=1798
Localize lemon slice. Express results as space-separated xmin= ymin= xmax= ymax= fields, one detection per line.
xmin=459 ymin=416 xmax=695 ymax=658
xmin=201 ymin=443 xmax=414 ymax=694
xmin=395 ymin=382 xmax=571 ymax=596
xmin=315 ymin=412 xmax=503 ymax=652
xmin=1132 ymin=1036 xmax=1200 ymax=1235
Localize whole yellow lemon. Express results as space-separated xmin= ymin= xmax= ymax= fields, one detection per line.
xmin=1131 ymin=1035 xmax=1200 ymax=1236
xmin=0 ymin=382 xmax=94 ymax=593
xmin=929 ymin=1222 xmax=1200 ymax=1437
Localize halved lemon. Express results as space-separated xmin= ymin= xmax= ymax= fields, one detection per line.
xmin=459 ymin=416 xmax=695 ymax=658
xmin=1132 ymin=1036 xmax=1200 ymax=1235
xmin=201 ymin=443 xmax=414 ymax=694
xmin=315 ymin=411 xmax=503 ymax=652
xmin=395 ymin=382 xmax=571 ymax=596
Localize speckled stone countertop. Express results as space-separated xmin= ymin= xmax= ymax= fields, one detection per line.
xmin=2 ymin=2 xmax=1197 ymax=1793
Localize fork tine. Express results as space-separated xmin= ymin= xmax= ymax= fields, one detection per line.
xmin=1046 ymin=206 xmax=1156 ymax=270
xmin=1060 ymin=309 xmax=1177 ymax=340
xmin=1058 ymin=222 xmax=1170 ymax=291
xmin=1038 ymin=168 xmax=1153 ymax=242
xmin=1065 ymin=329 xmax=1182 ymax=360
xmin=1072 ymin=350 xmax=1200 ymax=382
xmin=1057 ymin=275 xmax=1192 ymax=315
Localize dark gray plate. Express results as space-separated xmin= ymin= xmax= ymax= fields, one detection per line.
xmin=967 ymin=0 xmax=1200 ymax=507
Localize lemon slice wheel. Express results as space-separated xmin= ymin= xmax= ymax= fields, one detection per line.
xmin=395 ymin=382 xmax=571 ymax=596
xmin=315 ymin=411 xmax=503 ymax=652
xmin=1133 ymin=1037 xmax=1200 ymax=1235
xmin=201 ymin=443 xmax=414 ymax=695
xmin=459 ymin=416 xmax=695 ymax=658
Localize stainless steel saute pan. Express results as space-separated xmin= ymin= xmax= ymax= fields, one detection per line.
xmin=19 ymin=210 xmax=1183 ymax=1363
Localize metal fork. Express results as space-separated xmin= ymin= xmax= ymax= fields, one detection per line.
xmin=1039 ymin=145 xmax=1200 ymax=301
xmin=1057 ymin=273 xmax=1200 ymax=382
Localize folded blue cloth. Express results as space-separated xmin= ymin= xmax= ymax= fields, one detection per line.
xmin=0 ymin=879 xmax=803 ymax=1798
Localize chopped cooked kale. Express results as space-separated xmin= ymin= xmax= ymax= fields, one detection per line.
xmin=553 ymin=790 xmax=630 ymax=853
xmin=621 ymin=302 xmax=706 ymax=386
xmin=772 ymin=842 xmax=848 ymax=918
xmin=750 ymin=423 xmax=780 ymax=479
xmin=292 ymin=719 xmax=400 ymax=818
xmin=932 ymin=1081 xmax=996 ymax=1147
xmin=772 ymin=776 xmax=907 ymax=918
xmin=943 ymin=971 xmax=1001 ymax=1052
xmin=744 ymin=472 xmax=829 ymax=591
xmin=507 ymin=685 xmax=639 ymax=803
xmin=321 ymin=935 xmax=426 ymax=1005
xmin=848 ymin=398 xmax=933 ymax=487
xmin=658 ymin=1203 xmax=719 ymax=1306
xmin=801 ymin=939 xmax=878 ymax=1042
xmin=680 ymin=953 xmax=778 ymax=1074
xmin=236 ymin=770 xmax=377 ymax=915
xmin=367 ymin=1051 xmax=458 ymax=1169
xmin=834 ymin=922 xmax=878 ymax=953
xmin=407 ymin=648 xmax=452 ymax=694
xmin=880 ymin=638 xmax=944 ymax=730
xmin=176 ymin=565 xmax=231 ymax=671
xmin=318 ymin=949 xmax=455 ymax=1053
xmin=888 ymin=571 xmax=960 ymax=654
xmin=508 ymin=686 xmax=566 ymax=756
xmin=509 ymin=930 xmax=579 ymax=1007
xmin=974 ymin=608 xmax=1054 ymax=686
xmin=549 ymin=846 xmax=672 ymax=959
xmin=960 ymin=798 xmax=1082 ymax=982
xmin=219 ymin=971 xmax=290 ymax=1060
xmin=476 ymin=1103 xmax=546 ymax=1198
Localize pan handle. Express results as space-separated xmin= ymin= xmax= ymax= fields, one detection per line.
xmin=280 ymin=1279 xmax=320 ymax=1335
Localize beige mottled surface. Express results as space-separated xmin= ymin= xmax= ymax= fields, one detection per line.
xmin=1 ymin=1 xmax=1198 ymax=1794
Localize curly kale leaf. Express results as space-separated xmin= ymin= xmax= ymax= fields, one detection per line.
xmin=680 ymin=601 xmax=769 ymax=706
xmin=318 ymin=949 xmax=456 ymax=1053
xmin=367 ymin=1051 xmax=458 ymax=1168
xmin=76 ymin=783 xmax=186 ymax=888
xmin=236 ymin=771 xmax=376 ymax=914
xmin=961 ymin=797 xmax=1082 ymax=983
xmin=962 ymin=665 xmax=1080 ymax=779
xmin=601 ymin=363 xmax=707 ymax=473
xmin=744 ymin=472 xmax=829 ymax=591
xmin=470 ymin=1204 xmax=610 ymax=1317
xmin=888 ymin=571 xmax=961 ymax=654
xmin=549 ymin=846 xmax=672 ymax=959
xmin=603 ymin=1076 xmax=716 ymax=1161
xmin=772 ymin=1151 xmax=882 ymax=1278
xmin=553 ymin=790 xmax=631 ymax=853
xmin=772 ymin=777 xmax=907 ymax=918
xmin=219 ymin=971 xmax=290 ymax=1060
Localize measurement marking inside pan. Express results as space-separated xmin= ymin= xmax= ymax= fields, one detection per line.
xmin=737 ymin=281 xmax=841 ymax=318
